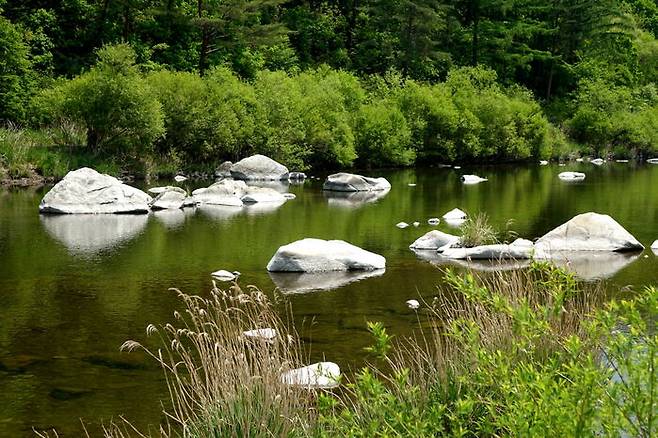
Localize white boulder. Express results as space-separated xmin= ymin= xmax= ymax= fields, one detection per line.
xmin=192 ymin=180 xmax=247 ymax=206
xmin=558 ymin=172 xmax=586 ymax=181
xmin=409 ymin=230 xmax=460 ymax=250
xmin=647 ymin=158 xmax=658 ymax=164
xmin=281 ymin=362 xmax=341 ymax=389
xmin=241 ymin=186 xmax=287 ymax=204
xmin=406 ymin=299 xmax=420 ymax=310
xmin=230 ymin=154 xmax=289 ymax=180
xmin=242 ymin=328 xmax=277 ymax=342
xmin=652 ymin=240 xmax=658 ymax=249
xmin=39 ymin=167 xmax=152 ymax=214
xmin=267 ymin=238 xmax=386 ymax=272
xmin=215 ymin=161 xmax=233 ymax=178
xmin=534 ymin=212 xmax=644 ymax=255
xmin=174 ymin=175 xmax=188 ymax=182
xmin=396 ymin=222 xmax=409 ymax=229
xmin=461 ymin=175 xmax=487 ymax=184
xmin=442 ymin=208 xmax=467 ymax=220
xmin=427 ymin=218 xmax=440 ymax=225
xmin=211 ymin=269 xmax=240 ymax=281
xmin=591 ymin=158 xmax=604 ymax=165
xmin=150 ymin=186 xmax=187 ymax=210
xmin=539 ymin=160 xmax=549 ymax=165
xmin=323 ymin=173 xmax=391 ymax=192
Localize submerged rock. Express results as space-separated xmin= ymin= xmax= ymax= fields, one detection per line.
xmin=558 ymin=171 xmax=586 ymax=181
xmin=534 ymin=212 xmax=643 ymax=255
xmin=267 ymin=238 xmax=386 ymax=272
xmin=230 ymin=154 xmax=289 ymax=180
xmin=323 ymin=172 xmax=391 ymax=192
xmin=39 ymin=167 xmax=152 ymax=214
xmin=409 ymin=230 xmax=460 ymax=250
xmin=150 ymin=186 xmax=187 ymax=210
xmin=281 ymin=362 xmax=341 ymax=389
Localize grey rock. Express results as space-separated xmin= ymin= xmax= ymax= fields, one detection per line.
xmin=150 ymin=186 xmax=187 ymax=210
xmin=323 ymin=172 xmax=391 ymax=192
xmin=230 ymin=154 xmax=289 ymax=180
xmin=409 ymin=230 xmax=460 ymax=250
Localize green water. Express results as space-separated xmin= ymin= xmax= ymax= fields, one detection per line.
xmin=2 ymin=163 xmax=658 ymax=436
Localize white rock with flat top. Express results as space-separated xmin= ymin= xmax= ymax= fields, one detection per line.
xmin=558 ymin=172 xmax=586 ymax=181
xmin=323 ymin=173 xmax=391 ymax=192
xmin=267 ymin=238 xmax=385 ymax=272
xmin=150 ymin=186 xmax=187 ymax=210
xmin=241 ymin=186 xmax=287 ymax=203
xmin=534 ymin=213 xmax=643 ymax=256
xmin=409 ymin=230 xmax=460 ymax=250
xmin=230 ymin=154 xmax=289 ymax=180
xmin=281 ymin=362 xmax=341 ymax=389
xmin=242 ymin=328 xmax=277 ymax=342
xmin=39 ymin=167 xmax=152 ymax=214
xmin=442 ymin=208 xmax=467 ymax=220
xmin=442 ymin=239 xmax=534 ymax=260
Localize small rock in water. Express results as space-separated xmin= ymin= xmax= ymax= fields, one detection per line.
xmin=283 ymin=193 xmax=296 ymax=200
xmin=408 ymin=183 xmax=417 ymax=187
xmin=651 ymin=239 xmax=658 ymax=249
xmin=174 ymin=175 xmax=188 ymax=182
xmin=558 ymin=171 xmax=586 ymax=181
xmin=211 ymin=269 xmax=240 ymax=281
xmin=576 ymin=158 xmax=584 ymax=162
xmin=442 ymin=208 xmax=467 ymax=220
xmin=396 ymin=222 xmax=410 ymax=229
xmin=591 ymin=158 xmax=604 ymax=165
xmin=281 ymin=362 xmax=341 ymax=389
xmin=427 ymin=218 xmax=440 ymax=226
xmin=647 ymin=158 xmax=658 ymax=164
xmin=242 ymin=328 xmax=277 ymax=342
xmin=413 ymin=222 xmax=420 ymax=227
xmin=406 ymin=299 xmax=420 ymax=309
xmin=461 ymin=174 xmax=488 ymax=184
xmin=453 ymin=166 xmax=462 ymax=169
xmin=539 ymin=160 xmax=549 ymax=165
xmin=616 ymin=159 xmax=629 ymax=163
xmin=558 ymin=163 xmax=566 ymax=167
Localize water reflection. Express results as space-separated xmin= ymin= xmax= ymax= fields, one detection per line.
xmin=411 ymin=250 xmax=531 ymax=272
xmin=245 ymin=180 xmax=290 ymax=193
xmin=40 ymin=214 xmax=148 ymax=256
xmin=244 ymin=200 xmax=287 ymax=216
xmin=544 ymin=252 xmax=641 ymax=281
xmin=197 ymin=204 xmax=243 ymax=221
xmin=324 ymin=188 xmax=390 ymax=208
xmin=153 ymin=208 xmax=193 ymax=229
xmin=269 ymin=269 xmax=386 ymax=293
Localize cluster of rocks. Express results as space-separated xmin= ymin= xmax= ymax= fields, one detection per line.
xmin=409 ymin=212 xmax=644 ymax=264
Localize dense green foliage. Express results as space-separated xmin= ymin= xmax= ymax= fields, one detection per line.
xmin=1 ymin=0 xmax=658 ymax=178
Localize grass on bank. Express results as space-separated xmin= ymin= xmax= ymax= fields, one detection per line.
xmin=38 ymin=263 xmax=658 ymax=437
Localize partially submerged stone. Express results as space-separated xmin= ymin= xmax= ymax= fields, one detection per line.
xmin=442 ymin=208 xmax=467 ymax=220
xmin=39 ymin=167 xmax=152 ymax=214
xmin=396 ymin=222 xmax=409 ymax=229
xmin=409 ymin=230 xmax=460 ymax=250
xmin=267 ymin=238 xmax=386 ymax=272
xmin=242 ymin=328 xmax=277 ymax=342
xmin=192 ymin=180 xmax=247 ymax=206
xmin=534 ymin=212 xmax=643 ymax=255
xmin=591 ymin=158 xmax=604 ymax=165
xmin=461 ymin=174 xmax=487 ymax=184
xmin=323 ymin=172 xmax=391 ymax=192
xmin=539 ymin=160 xmax=549 ymax=165
xmin=406 ymin=299 xmax=420 ymax=309
xmin=558 ymin=172 xmax=586 ymax=181
xmin=281 ymin=362 xmax=341 ymax=389
xmin=230 ymin=154 xmax=289 ymax=180
xmin=241 ymin=186 xmax=287 ymax=204
xmin=442 ymin=239 xmax=534 ymax=260
xmin=427 ymin=218 xmax=440 ymax=226
xmin=211 ymin=269 xmax=239 ymax=281
xmin=174 ymin=175 xmax=188 ymax=182
xmin=150 ymin=186 xmax=187 ymax=210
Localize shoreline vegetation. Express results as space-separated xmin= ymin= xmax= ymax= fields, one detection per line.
xmin=36 ymin=263 xmax=658 ymax=437
xmin=2 ymin=1 xmax=658 ymax=185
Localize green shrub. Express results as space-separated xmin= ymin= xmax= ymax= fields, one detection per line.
xmin=355 ymin=100 xmax=414 ymax=167
xmin=0 ymin=17 xmax=33 ymax=123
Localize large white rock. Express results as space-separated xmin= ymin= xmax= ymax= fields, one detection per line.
xmin=39 ymin=167 xmax=151 ymax=214
xmin=461 ymin=174 xmax=487 ymax=184
xmin=215 ymin=161 xmax=233 ymax=178
xmin=281 ymin=362 xmax=341 ymax=389
xmin=647 ymin=158 xmax=658 ymax=164
xmin=230 ymin=154 xmax=289 ymax=180
xmin=192 ymin=179 xmax=247 ymax=206
xmin=652 ymin=240 xmax=658 ymax=249
xmin=409 ymin=230 xmax=460 ymax=250
xmin=534 ymin=213 xmax=644 ymax=255
xmin=442 ymin=240 xmax=534 ymax=260
xmin=558 ymin=172 xmax=586 ymax=181
xmin=267 ymin=238 xmax=386 ymax=272
xmin=323 ymin=173 xmax=391 ymax=192
xmin=150 ymin=186 xmax=187 ymax=210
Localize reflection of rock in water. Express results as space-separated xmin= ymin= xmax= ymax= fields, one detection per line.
xmin=244 ymin=200 xmax=286 ymax=216
xmin=324 ymin=188 xmax=390 ymax=208
xmin=153 ymin=208 xmax=193 ymax=229
xmin=269 ymin=269 xmax=385 ymax=293
xmin=245 ymin=180 xmax=290 ymax=193
xmin=40 ymin=214 xmax=148 ymax=255
xmin=412 ymin=249 xmax=640 ymax=281
xmin=542 ymin=252 xmax=640 ymax=281
xmin=411 ymin=249 xmax=530 ymax=272
xmin=197 ymin=204 xmax=243 ymax=221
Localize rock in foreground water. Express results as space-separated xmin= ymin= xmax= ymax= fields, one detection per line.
xmin=267 ymin=238 xmax=386 ymax=272
xmin=409 ymin=230 xmax=460 ymax=250
xmin=323 ymin=172 xmax=391 ymax=192
xmin=534 ymin=212 xmax=643 ymax=254
xmin=150 ymin=186 xmax=187 ymax=210
xmin=281 ymin=362 xmax=341 ymax=389
xmin=39 ymin=167 xmax=152 ymax=214
xmin=230 ymin=154 xmax=289 ymax=180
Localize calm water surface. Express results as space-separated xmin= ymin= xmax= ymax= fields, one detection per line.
xmin=2 ymin=163 xmax=658 ymax=436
